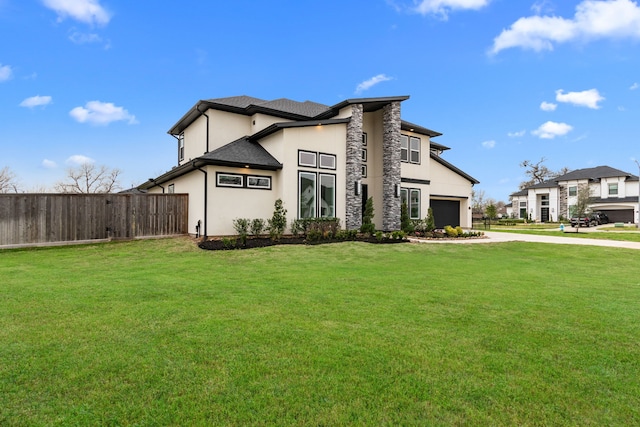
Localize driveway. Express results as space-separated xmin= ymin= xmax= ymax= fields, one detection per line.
xmin=411 ymin=227 xmax=640 ymax=250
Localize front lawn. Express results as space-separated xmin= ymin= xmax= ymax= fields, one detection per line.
xmin=1 ymin=238 xmax=639 ymax=425
xmin=488 ymin=228 xmax=640 ymax=242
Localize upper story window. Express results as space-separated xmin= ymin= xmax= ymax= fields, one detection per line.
xmin=400 ymin=134 xmax=420 ymax=164
xmin=178 ymin=133 xmax=185 ymax=161
xmin=568 ymin=186 xmax=577 ymax=197
xmin=541 ymin=194 xmax=549 ymax=206
xmin=168 ymin=184 xmax=175 ymax=194
xmin=608 ymin=183 xmax=618 ymax=196
xmin=298 ymin=150 xmax=317 ymax=168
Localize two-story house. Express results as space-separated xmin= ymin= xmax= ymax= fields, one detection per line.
xmin=138 ymin=95 xmax=479 ymax=237
xmin=510 ymin=165 xmax=639 ymax=224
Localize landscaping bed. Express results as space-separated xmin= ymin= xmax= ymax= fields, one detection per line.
xmin=199 ymin=234 xmax=409 ymax=250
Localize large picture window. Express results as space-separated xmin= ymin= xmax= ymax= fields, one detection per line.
xmin=320 ymin=174 xmax=336 ymax=218
xmin=299 ymin=172 xmax=316 ymax=218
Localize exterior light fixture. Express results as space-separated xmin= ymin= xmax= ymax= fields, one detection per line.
xmin=355 ymin=180 xmax=362 ymax=196
xmin=394 ymin=184 xmax=401 ymax=198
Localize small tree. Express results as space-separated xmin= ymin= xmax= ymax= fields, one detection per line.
xmin=485 ymin=204 xmax=497 ymax=221
xmin=250 ymin=218 xmax=265 ymax=237
xmin=425 ymin=207 xmax=436 ymax=232
xmin=232 ymin=218 xmax=250 ymax=246
xmin=400 ymin=202 xmax=414 ymax=234
xmin=267 ymin=199 xmax=287 ymax=241
xmin=360 ymin=197 xmax=375 ymax=235
xmin=571 ymin=184 xmax=594 ymax=231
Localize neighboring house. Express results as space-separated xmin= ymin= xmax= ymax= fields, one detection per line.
xmin=510 ymin=166 xmax=640 ymax=223
xmin=138 ymin=95 xmax=479 ymax=237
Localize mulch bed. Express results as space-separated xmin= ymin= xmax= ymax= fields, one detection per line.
xmin=198 ymin=235 xmax=408 ymax=251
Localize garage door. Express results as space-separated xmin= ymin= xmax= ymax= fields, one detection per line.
xmin=598 ymin=209 xmax=634 ymax=223
xmin=430 ymin=200 xmax=460 ymax=228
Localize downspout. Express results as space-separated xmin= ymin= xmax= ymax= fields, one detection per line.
xmin=148 ymin=178 xmax=165 ymax=193
xmin=193 ymin=161 xmax=208 ymax=240
xmin=196 ymin=104 xmax=210 ymax=153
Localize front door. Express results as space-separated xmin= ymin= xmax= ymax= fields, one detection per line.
xmin=541 ymin=207 xmax=549 ymax=222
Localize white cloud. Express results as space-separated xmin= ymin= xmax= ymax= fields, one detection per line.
xmin=490 ymin=0 xmax=640 ymax=55
xmin=540 ymin=101 xmax=557 ymax=111
xmin=69 ymin=101 xmax=137 ymax=125
xmin=69 ymin=31 xmax=101 ymax=44
xmin=507 ymin=130 xmax=526 ymax=137
xmin=532 ymin=121 xmax=573 ymax=139
xmin=630 ymin=82 xmax=639 ymax=90
xmin=531 ymin=0 xmax=555 ymax=15
xmin=42 ymin=159 xmax=58 ymax=169
xmin=0 ymin=63 xmax=12 ymax=82
xmin=20 ymin=95 xmax=53 ymax=108
xmin=555 ymin=88 xmax=604 ymax=109
xmin=414 ymin=0 xmax=490 ymax=19
xmin=481 ymin=140 xmax=496 ymax=149
xmin=355 ymin=74 xmax=393 ymax=94
xmin=42 ymin=0 xmax=111 ymax=25
xmin=66 ymin=154 xmax=94 ymax=165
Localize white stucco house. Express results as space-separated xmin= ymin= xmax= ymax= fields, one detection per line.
xmin=509 ymin=165 xmax=640 ymax=224
xmin=138 ymin=95 xmax=479 ymax=237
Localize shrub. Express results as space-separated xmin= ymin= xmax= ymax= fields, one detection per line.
xmin=412 ymin=219 xmax=425 ymax=235
xmin=455 ymin=226 xmax=464 ymax=236
xmin=401 ymin=202 xmax=414 ymax=234
xmin=375 ymin=231 xmax=384 ymax=242
xmin=290 ymin=219 xmax=303 ymax=237
xmin=360 ymin=197 xmax=375 ymax=235
xmin=444 ymin=225 xmax=458 ymax=237
xmin=425 ymin=208 xmax=436 ymax=232
xmin=221 ymin=237 xmax=237 ymax=249
xmin=268 ymin=199 xmax=287 ymax=241
xmin=232 ymin=218 xmax=250 ymax=246
xmin=391 ymin=230 xmax=407 ymax=240
xmin=250 ymin=218 xmax=265 ymax=237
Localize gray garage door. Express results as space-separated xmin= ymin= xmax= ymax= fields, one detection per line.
xmin=430 ymin=200 xmax=460 ymax=228
xmin=598 ymin=209 xmax=634 ymax=223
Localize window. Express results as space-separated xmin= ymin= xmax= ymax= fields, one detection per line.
xmin=320 ymin=174 xmax=336 ymax=217
xmin=361 ymin=149 xmax=367 ymax=162
xmin=247 ymin=176 xmax=271 ymax=189
xmin=409 ymin=137 xmax=421 ymax=164
xmin=298 ymin=150 xmax=317 ymax=167
xmin=400 ymin=188 xmax=420 ymax=219
xmin=167 ymin=184 xmax=175 ymax=194
xmin=410 ymin=189 xmax=420 ymax=219
xmin=361 ymin=165 xmax=367 ymax=178
xmin=541 ymin=194 xmax=549 ymax=206
xmin=216 ymin=172 xmax=271 ymax=190
xmin=362 ymin=132 xmax=367 ymax=146
xmin=217 ymin=173 xmax=243 ymax=187
xmin=178 ymin=133 xmax=184 ymax=161
xmin=568 ymin=186 xmax=577 ymax=197
xmin=319 ymin=153 xmax=336 ymax=170
xmin=400 ymin=135 xmax=409 ymax=162
xmin=299 ymin=172 xmax=316 ymax=218
xmin=608 ymin=183 xmax=618 ymax=196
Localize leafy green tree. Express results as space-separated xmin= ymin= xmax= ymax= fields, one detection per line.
xmin=571 ymin=184 xmax=594 ymax=231
xmin=268 ymin=199 xmax=287 ymax=241
xmin=485 ymin=204 xmax=497 ymax=220
xmin=400 ymin=202 xmax=414 ymax=234
xmin=425 ymin=207 xmax=436 ymax=232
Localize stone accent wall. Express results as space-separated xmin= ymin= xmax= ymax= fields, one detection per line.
xmin=345 ymin=104 xmax=363 ymax=230
xmin=559 ymin=185 xmax=568 ymax=219
xmin=382 ymin=102 xmax=402 ymax=231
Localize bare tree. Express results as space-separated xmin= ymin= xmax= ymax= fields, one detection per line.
xmin=570 ymin=184 xmax=594 ymax=231
xmin=519 ymin=158 xmax=570 ymax=189
xmin=472 ymin=189 xmax=486 ymax=215
xmin=55 ymin=163 xmax=122 ymax=193
xmin=0 ymin=166 xmax=20 ymax=193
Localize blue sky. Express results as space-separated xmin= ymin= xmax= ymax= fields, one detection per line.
xmin=1 ymin=0 xmax=639 ymax=201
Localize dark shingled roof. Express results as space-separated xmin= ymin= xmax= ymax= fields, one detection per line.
xmin=509 ymin=189 xmax=528 ymax=197
xmin=555 ymin=165 xmax=638 ymax=182
xmin=200 ymin=137 xmax=282 ymax=169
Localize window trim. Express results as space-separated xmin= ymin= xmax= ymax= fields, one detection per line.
xmin=568 ymin=186 xmax=577 ymax=197
xmin=361 ymin=148 xmax=367 ymax=162
xmin=319 ymin=173 xmax=336 ymax=218
xmin=318 ymin=152 xmax=336 ymax=170
xmin=178 ymin=133 xmax=185 ymax=162
xmin=216 ymin=172 xmax=271 ymax=190
xmin=362 ymin=132 xmax=367 ymax=146
xmin=400 ymin=187 xmax=420 ymax=219
xmin=361 ymin=165 xmax=367 ymax=178
xmin=298 ymin=171 xmax=317 ymax=219
xmin=400 ymin=135 xmax=409 ymax=162
xmin=167 ymin=184 xmax=175 ymax=194
xmin=298 ymin=150 xmax=317 ymax=168
xmin=409 ymin=136 xmax=421 ymax=164
xmin=608 ymin=183 xmax=618 ymax=196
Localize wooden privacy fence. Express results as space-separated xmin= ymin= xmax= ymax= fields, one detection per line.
xmin=0 ymin=193 xmax=188 ymax=247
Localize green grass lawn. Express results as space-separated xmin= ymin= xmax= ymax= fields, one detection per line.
xmin=488 ymin=227 xmax=640 ymax=242
xmin=2 ymin=238 xmax=639 ymax=425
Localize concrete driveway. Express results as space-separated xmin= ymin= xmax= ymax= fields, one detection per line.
xmin=411 ymin=226 xmax=640 ymax=250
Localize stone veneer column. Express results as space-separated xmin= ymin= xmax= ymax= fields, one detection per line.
xmin=345 ymin=104 xmax=363 ymax=230
xmin=559 ymin=185 xmax=568 ymax=219
xmin=382 ymin=102 xmax=402 ymax=231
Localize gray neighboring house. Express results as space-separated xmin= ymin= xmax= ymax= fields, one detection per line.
xmin=509 ymin=165 xmax=640 ymax=223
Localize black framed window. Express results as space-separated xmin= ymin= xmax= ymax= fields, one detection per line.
xmin=299 ymin=171 xmax=317 ymax=218
xmin=319 ymin=153 xmax=336 ymax=170
xmin=178 ymin=133 xmax=184 ymax=161
xmin=216 ymin=172 xmax=271 ymax=190
xmin=298 ymin=150 xmax=317 ymax=168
